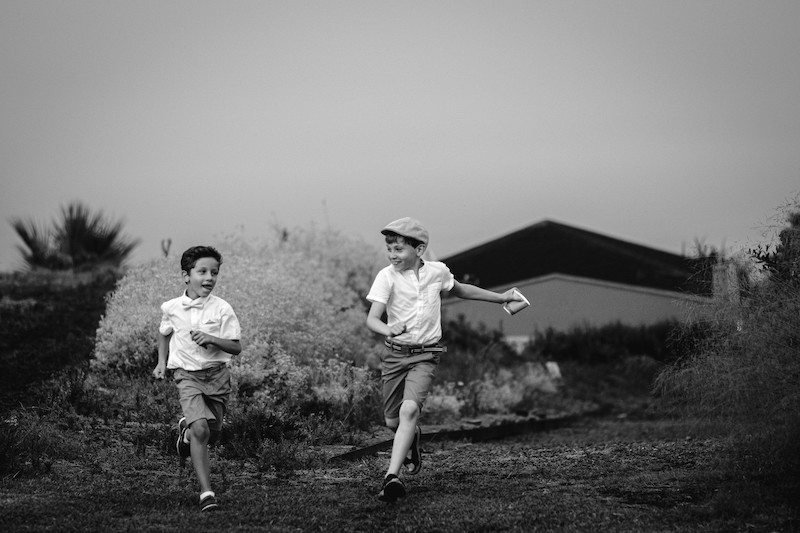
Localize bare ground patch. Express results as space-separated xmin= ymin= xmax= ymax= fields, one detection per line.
xmin=1 ymin=415 xmax=797 ymax=532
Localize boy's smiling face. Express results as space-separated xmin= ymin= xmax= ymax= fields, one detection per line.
xmin=386 ymin=238 xmax=424 ymax=272
xmin=182 ymin=256 xmax=220 ymax=299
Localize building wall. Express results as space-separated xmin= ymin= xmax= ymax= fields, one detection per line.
xmin=442 ymin=273 xmax=709 ymax=343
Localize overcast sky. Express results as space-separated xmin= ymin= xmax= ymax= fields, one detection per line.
xmin=2 ymin=1 xmax=798 ymax=272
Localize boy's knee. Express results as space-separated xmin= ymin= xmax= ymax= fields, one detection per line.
xmin=190 ymin=419 xmax=211 ymax=442
xmin=398 ymin=400 xmax=420 ymax=420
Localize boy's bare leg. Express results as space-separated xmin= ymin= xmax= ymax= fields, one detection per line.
xmin=188 ymin=419 xmax=213 ymax=494
xmin=387 ymin=400 xmax=419 ymax=476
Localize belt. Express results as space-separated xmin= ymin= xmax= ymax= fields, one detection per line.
xmin=384 ymin=339 xmax=447 ymax=355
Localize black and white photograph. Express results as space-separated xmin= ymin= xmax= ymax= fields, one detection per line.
xmin=1 ymin=1 xmax=798 ymax=531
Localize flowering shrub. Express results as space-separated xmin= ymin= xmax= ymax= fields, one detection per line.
xmin=225 ymin=340 xmax=380 ymax=448
xmin=92 ymin=258 xmax=177 ymax=373
xmin=426 ymin=362 xmax=561 ymax=422
xmin=230 ymin=341 xmax=312 ymax=415
xmin=93 ymin=226 xmax=382 ymax=374
xmin=424 ymin=382 xmax=466 ymax=424
xmin=92 ymin=225 xmax=384 ymax=438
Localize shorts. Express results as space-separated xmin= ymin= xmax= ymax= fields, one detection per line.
xmin=173 ymin=365 xmax=231 ymax=432
xmin=381 ymin=350 xmax=440 ymax=420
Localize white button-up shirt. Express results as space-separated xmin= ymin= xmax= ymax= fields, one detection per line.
xmin=367 ymin=260 xmax=455 ymax=345
xmin=159 ymin=293 xmax=241 ymax=371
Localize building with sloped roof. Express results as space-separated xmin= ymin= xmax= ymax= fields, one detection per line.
xmin=440 ymin=220 xmax=711 ymax=348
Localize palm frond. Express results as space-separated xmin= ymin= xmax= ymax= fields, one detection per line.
xmin=9 ymin=201 xmax=140 ymax=271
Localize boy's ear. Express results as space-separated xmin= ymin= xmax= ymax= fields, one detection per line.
xmin=181 ymin=270 xmax=190 ymax=284
xmin=415 ymin=244 xmax=426 ymax=257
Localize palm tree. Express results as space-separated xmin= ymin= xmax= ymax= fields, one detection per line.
xmin=10 ymin=201 xmax=140 ymax=272
xmin=9 ymin=218 xmax=68 ymax=270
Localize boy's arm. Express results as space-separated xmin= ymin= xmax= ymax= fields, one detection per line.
xmin=449 ymin=280 xmax=522 ymax=304
xmin=153 ymin=332 xmax=171 ymax=379
xmin=366 ymin=301 xmax=406 ymax=337
xmin=189 ymin=331 xmax=242 ymax=355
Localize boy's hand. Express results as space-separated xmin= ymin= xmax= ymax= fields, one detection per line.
xmin=190 ymin=330 xmax=214 ymax=348
xmin=502 ymin=289 xmax=525 ymax=303
xmin=388 ymin=323 xmax=407 ymax=337
xmin=152 ymin=362 xmax=166 ymax=380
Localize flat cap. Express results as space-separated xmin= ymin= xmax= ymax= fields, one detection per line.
xmin=381 ymin=217 xmax=429 ymax=245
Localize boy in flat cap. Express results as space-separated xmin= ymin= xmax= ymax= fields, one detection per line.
xmin=366 ymin=217 xmax=524 ymax=502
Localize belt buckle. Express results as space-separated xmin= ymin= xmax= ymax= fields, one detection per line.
xmin=386 ymin=340 xmax=404 ymax=353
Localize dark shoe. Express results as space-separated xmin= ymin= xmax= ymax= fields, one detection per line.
xmin=377 ymin=474 xmax=406 ymax=503
xmin=199 ymin=494 xmax=219 ymax=512
xmin=404 ymin=425 xmax=422 ymax=475
xmin=176 ymin=417 xmax=190 ymax=466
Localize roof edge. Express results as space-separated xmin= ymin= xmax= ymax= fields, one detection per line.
xmin=441 ymin=219 xmax=686 ymax=263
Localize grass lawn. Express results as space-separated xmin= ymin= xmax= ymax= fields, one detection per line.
xmin=2 ymin=415 xmax=797 ymax=532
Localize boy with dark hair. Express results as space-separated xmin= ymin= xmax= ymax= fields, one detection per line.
xmin=366 ymin=217 xmax=524 ymax=502
xmin=153 ymin=245 xmax=242 ymax=512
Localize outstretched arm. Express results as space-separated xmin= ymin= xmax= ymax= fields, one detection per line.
xmin=449 ymin=280 xmax=523 ymax=304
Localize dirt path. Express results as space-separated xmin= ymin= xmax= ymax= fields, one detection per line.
xmin=1 ymin=415 xmax=796 ymax=532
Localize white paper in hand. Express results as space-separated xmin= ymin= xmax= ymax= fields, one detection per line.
xmin=503 ymin=288 xmax=530 ymax=316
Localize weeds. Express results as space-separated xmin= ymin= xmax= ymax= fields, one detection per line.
xmin=657 ymin=278 xmax=800 ymax=470
xmin=0 ymin=408 xmax=84 ymax=476
xmin=656 ymin=200 xmax=800 ymax=517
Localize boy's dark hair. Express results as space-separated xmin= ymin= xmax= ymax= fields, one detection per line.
xmin=181 ymin=246 xmax=223 ymax=272
xmin=384 ymin=232 xmax=424 ymax=250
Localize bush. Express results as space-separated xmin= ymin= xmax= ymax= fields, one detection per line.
xmin=419 ymin=315 xmax=563 ymax=422
xmin=424 ymin=383 xmax=466 ymax=424
xmin=431 ymin=316 xmax=678 ymax=421
xmin=472 ymin=364 xmax=558 ymax=413
xmin=523 ymin=320 xmax=683 ymax=364
xmin=439 ymin=315 xmax=526 ymax=383
xmin=657 ymin=201 xmax=800 ymax=479
xmin=657 ymin=279 xmax=800 ymax=426
xmin=0 ymin=271 xmax=116 ymax=405
xmin=92 ymin=225 xmax=386 ymax=446
xmin=93 ymin=225 xmax=382 ymax=374
xmin=228 ymin=340 xmax=381 ymax=446
xmin=426 ymin=362 xmax=562 ymax=422
xmin=91 ymin=258 xmax=175 ymax=374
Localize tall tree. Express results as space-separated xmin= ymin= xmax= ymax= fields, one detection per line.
xmin=10 ymin=201 xmax=140 ymax=272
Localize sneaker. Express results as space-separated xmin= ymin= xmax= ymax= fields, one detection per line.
xmin=377 ymin=474 xmax=406 ymax=503
xmin=199 ymin=494 xmax=219 ymax=512
xmin=176 ymin=417 xmax=190 ymax=465
xmin=404 ymin=425 xmax=422 ymax=475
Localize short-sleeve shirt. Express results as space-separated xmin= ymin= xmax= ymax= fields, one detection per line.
xmin=366 ymin=260 xmax=455 ymax=345
xmin=159 ymin=292 xmax=241 ymax=371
